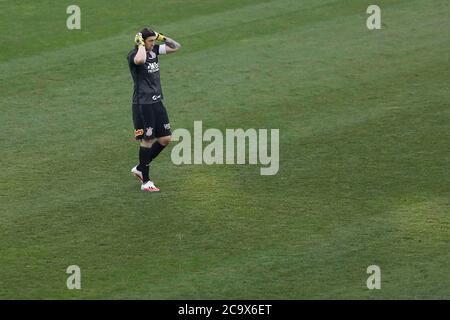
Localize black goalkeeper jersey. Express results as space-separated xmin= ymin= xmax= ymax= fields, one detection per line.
xmin=127 ymin=45 xmax=164 ymax=105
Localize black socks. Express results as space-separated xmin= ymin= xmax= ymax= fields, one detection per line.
xmin=147 ymin=141 xmax=166 ymax=162
xmin=138 ymin=146 xmax=152 ymax=182
xmin=137 ymin=142 xmax=167 ymax=182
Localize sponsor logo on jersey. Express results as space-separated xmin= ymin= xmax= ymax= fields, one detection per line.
xmin=147 ymin=62 xmax=159 ymax=73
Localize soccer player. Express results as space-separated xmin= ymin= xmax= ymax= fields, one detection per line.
xmin=127 ymin=27 xmax=181 ymax=192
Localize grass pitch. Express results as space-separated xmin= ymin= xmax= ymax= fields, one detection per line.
xmin=0 ymin=0 xmax=449 ymax=299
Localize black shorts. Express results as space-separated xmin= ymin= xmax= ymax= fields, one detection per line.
xmin=132 ymin=102 xmax=171 ymax=140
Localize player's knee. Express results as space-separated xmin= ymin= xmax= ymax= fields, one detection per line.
xmin=158 ymin=135 xmax=171 ymax=146
xmin=140 ymin=139 xmax=153 ymax=148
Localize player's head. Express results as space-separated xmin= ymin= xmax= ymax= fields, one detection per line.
xmin=140 ymin=27 xmax=157 ymax=51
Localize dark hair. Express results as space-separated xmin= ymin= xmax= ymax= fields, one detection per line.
xmin=140 ymin=27 xmax=156 ymax=40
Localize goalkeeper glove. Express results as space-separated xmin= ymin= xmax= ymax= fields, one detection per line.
xmin=135 ymin=33 xmax=145 ymax=47
xmin=155 ymin=32 xmax=167 ymax=42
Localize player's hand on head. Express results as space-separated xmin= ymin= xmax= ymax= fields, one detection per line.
xmin=135 ymin=32 xmax=145 ymax=47
xmin=155 ymin=32 xmax=166 ymax=42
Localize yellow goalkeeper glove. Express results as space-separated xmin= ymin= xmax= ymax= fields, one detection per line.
xmin=134 ymin=33 xmax=145 ymax=47
xmin=155 ymin=32 xmax=167 ymax=42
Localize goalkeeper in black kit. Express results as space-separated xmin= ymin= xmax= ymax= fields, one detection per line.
xmin=127 ymin=27 xmax=181 ymax=192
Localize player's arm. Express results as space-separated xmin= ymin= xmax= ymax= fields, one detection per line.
xmin=134 ymin=33 xmax=147 ymax=65
xmin=164 ymin=37 xmax=182 ymax=54
xmin=156 ymin=32 xmax=181 ymax=54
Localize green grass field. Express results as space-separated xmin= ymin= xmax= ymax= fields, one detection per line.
xmin=0 ymin=0 xmax=449 ymax=299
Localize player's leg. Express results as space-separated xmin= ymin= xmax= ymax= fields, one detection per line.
xmin=131 ymin=104 xmax=157 ymax=186
xmin=157 ymin=135 xmax=172 ymax=146
xmin=134 ymin=138 xmax=155 ymax=183
xmin=131 ymin=103 xmax=145 ymax=182
xmin=143 ymin=135 xmax=171 ymax=163
xmin=145 ymin=101 xmax=172 ymax=163
xmin=139 ymin=136 xmax=160 ymax=192
xmin=132 ymin=102 xmax=171 ymax=192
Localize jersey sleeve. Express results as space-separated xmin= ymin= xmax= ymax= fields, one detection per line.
xmin=153 ymin=44 xmax=167 ymax=56
xmin=158 ymin=44 xmax=167 ymax=55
